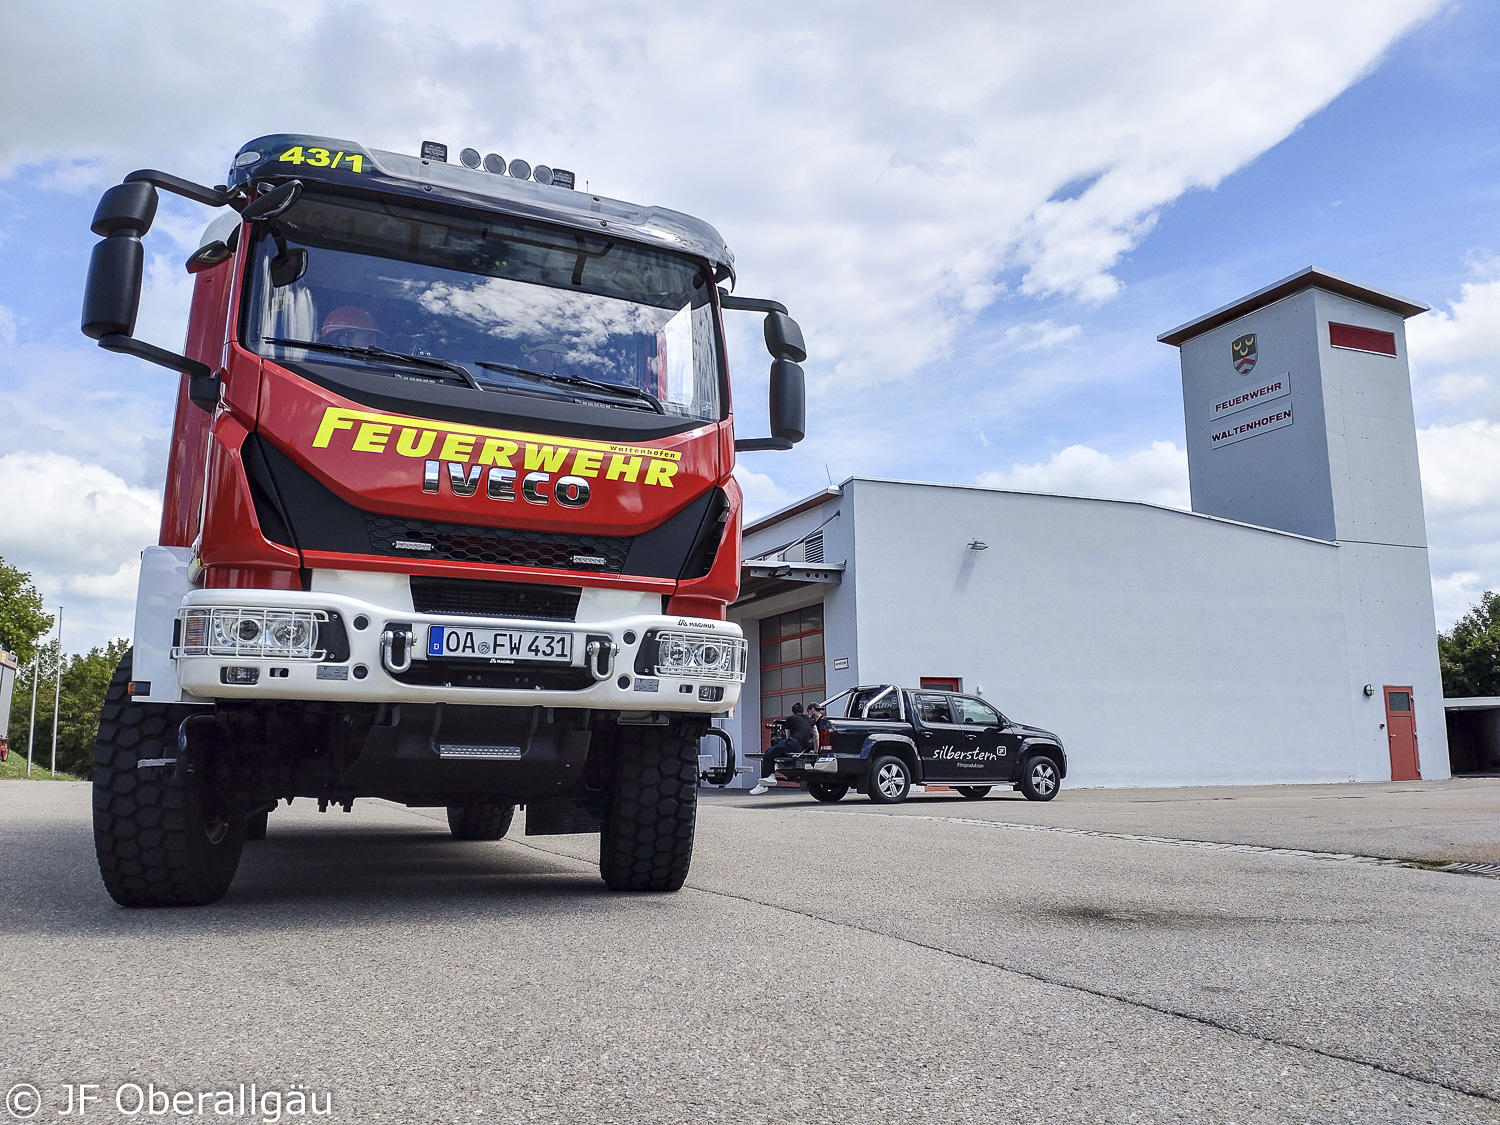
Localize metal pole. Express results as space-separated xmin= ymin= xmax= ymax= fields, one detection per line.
xmin=26 ymin=651 xmax=38 ymax=777
xmin=50 ymin=607 xmax=62 ymax=777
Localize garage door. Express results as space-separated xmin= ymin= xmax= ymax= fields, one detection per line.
xmin=759 ymin=604 xmax=826 ymax=750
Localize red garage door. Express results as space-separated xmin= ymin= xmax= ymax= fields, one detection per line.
xmin=759 ymin=604 xmax=826 ymax=750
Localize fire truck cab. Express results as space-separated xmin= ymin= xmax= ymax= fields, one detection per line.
xmin=80 ymin=134 xmax=806 ymax=906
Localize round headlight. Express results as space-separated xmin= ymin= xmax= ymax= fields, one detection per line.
xmin=459 ymin=147 xmax=481 ymax=169
xmin=235 ymin=618 xmax=262 ymax=643
xmin=269 ymin=618 xmax=313 ymax=649
xmin=508 ymin=158 xmax=531 ymax=181
xmin=533 ymin=165 xmax=553 ymax=186
xmin=483 ymin=153 xmax=506 ymax=174
xmin=700 ymin=644 xmax=722 ymax=665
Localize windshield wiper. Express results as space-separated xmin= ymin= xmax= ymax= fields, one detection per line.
xmin=473 ymin=361 xmax=664 ymax=414
xmin=265 ymin=338 xmax=481 ymax=390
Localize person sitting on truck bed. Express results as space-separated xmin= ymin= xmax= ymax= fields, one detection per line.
xmin=750 ymin=703 xmax=815 ymax=795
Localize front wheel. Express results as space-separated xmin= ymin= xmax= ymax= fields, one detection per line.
xmin=867 ymin=755 xmax=912 ymax=804
xmin=446 ymin=802 xmax=515 ymax=840
xmin=599 ymin=725 xmax=700 ymax=891
xmin=93 ymin=653 xmax=245 ymax=907
xmin=1020 ymin=755 xmax=1061 ymax=801
xmin=955 ymin=786 xmax=992 ymax=800
xmin=808 ymin=780 xmax=849 ymax=803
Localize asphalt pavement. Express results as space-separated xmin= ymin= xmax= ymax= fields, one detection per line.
xmin=2 ymin=777 xmax=1497 ymax=1124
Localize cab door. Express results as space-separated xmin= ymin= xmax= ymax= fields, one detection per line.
xmin=912 ymin=693 xmax=963 ymax=780
xmin=952 ymin=696 xmax=1013 ymax=782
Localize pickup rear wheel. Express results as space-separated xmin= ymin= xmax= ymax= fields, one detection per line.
xmin=1020 ymin=754 xmax=1061 ymax=801
xmin=808 ymin=781 xmax=849 ymax=803
xmin=446 ymin=802 xmax=515 ymax=841
xmin=599 ymin=725 xmax=699 ymax=891
xmin=955 ymin=786 xmax=992 ymax=800
xmin=867 ymin=755 xmax=912 ymax=804
xmin=92 ymin=653 xmax=246 ymax=907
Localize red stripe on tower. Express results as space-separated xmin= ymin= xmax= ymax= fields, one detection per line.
xmin=1329 ymin=322 xmax=1397 ymax=356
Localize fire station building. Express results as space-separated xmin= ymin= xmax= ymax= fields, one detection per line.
xmin=715 ymin=269 xmax=1452 ymax=788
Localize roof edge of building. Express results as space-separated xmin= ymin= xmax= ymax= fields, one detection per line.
xmin=742 ymin=485 xmax=843 ymax=537
xmin=744 ymin=476 xmax=1339 ymax=547
xmin=1156 ymin=266 xmax=1429 ymax=347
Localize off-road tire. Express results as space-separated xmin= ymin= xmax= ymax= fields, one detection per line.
xmin=808 ymin=780 xmax=849 ymax=803
xmin=867 ymin=754 xmax=912 ymax=804
xmin=599 ymin=726 xmax=699 ymax=892
xmin=446 ymin=802 xmax=515 ymax=840
xmin=956 ymin=786 xmax=992 ymax=800
xmin=93 ymin=654 xmax=245 ymax=907
xmin=1020 ymin=754 xmax=1062 ymax=802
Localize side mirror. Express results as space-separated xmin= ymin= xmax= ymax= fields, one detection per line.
xmin=270 ymin=246 xmax=308 ymax=288
xmin=242 ymin=180 xmax=302 ymax=222
xmin=768 ymin=358 xmax=805 ymax=445
xmin=81 ymin=171 xmax=229 ymax=411
xmin=722 ymin=290 xmax=808 ymax=453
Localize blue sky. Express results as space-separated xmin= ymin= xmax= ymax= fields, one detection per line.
xmin=3 ymin=0 xmax=1498 ymax=653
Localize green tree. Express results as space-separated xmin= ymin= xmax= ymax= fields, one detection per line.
xmin=0 ymin=556 xmax=54 ymax=666
xmin=1438 ymin=590 xmax=1500 ymax=697
xmin=8 ymin=638 xmax=130 ymax=777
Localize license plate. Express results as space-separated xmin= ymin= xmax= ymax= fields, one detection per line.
xmin=426 ymin=625 xmax=573 ymax=663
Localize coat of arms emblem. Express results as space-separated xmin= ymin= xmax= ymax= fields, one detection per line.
xmin=1232 ymin=333 xmax=1257 ymax=375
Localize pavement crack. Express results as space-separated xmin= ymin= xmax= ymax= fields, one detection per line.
xmin=507 ymin=830 xmax=1500 ymax=1108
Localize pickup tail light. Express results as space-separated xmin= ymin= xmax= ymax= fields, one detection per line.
xmin=819 ymin=727 xmax=832 ymax=749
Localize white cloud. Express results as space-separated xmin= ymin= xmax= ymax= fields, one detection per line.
xmin=0 ymin=0 xmax=1441 ymax=395
xmin=733 ymin=464 xmax=794 ymax=523
xmin=977 ymin=441 xmax=1190 ymax=509
xmin=1002 ymin=319 xmax=1083 ymax=352
xmin=1415 ymin=420 xmax=1500 ymax=626
xmin=0 ymin=304 xmax=15 ymax=346
xmin=0 ymin=0 xmax=1446 ymax=640
xmin=1408 ymin=260 xmax=1500 ymax=418
xmin=0 ymin=452 xmax=159 ymax=650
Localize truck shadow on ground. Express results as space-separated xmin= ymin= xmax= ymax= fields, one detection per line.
xmin=0 ymin=817 xmax=620 ymax=940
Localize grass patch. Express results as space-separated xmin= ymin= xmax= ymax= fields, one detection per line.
xmin=0 ymin=748 xmax=84 ymax=781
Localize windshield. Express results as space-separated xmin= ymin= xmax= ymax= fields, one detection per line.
xmin=243 ymin=192 xmax=723 ymax=421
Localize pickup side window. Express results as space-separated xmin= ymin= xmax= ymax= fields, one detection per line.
xmin=849 ymin=687 xmax=902 ymax=721
xmin=914 ymin=695 xmax=955 ymax=725
xmin=955 ymin=697 xmax=1002 ymax=728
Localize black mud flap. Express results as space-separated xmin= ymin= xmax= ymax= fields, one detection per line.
xmin=526 ymin=795 xmax=603 ymax=835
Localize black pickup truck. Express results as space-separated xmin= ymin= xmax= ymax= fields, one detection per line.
xmin=766 ymin=685 xmax=1066 ymax=804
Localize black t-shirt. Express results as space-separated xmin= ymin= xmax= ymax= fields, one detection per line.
xmin=783 ymin=712 xmax=815 ymax=750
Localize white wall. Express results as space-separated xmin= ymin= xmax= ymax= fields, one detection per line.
xmin=845 ymin=479 xmax=1369 ymax=787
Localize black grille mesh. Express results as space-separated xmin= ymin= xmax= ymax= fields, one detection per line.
xmin=366 ymin=515 xmax=631 ymax=573
xmin=411 ymin=577 xmax=581 ymax=621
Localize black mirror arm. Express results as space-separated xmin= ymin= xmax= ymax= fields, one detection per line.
xmin=99 ymin=335 xmax=220 ymax=413
xmin=123 ymin=169 xmax=232 ymax=209
xmin=718 ymin=291 xmax=789 ymax=315
xmin=734 ymin=437 xmax=794 ymax=452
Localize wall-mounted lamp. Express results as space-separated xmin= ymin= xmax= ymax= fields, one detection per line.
xmin=968 ymin=540 xmax=988 ymax=551
xmin=1363 ymin=684 xmax=1375 ymax=697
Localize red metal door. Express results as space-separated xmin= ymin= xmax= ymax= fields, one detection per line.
xmin=920 ymin=677 xmax=962 ymax=692
xmin=1384 ymin=686 xmax=1421 ymax=781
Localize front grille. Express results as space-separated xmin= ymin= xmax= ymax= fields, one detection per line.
xmin=411 ymin=577 xmax=581 ymax=622
xmin=366 ymin=515 xmax=631 ymax=573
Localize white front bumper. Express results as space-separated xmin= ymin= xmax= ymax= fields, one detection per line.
xmin=166 ymin=585 xmax=743 ymax=712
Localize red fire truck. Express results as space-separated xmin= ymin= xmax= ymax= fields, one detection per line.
xmin=81 ymin=134 xmax=805 ymax=906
